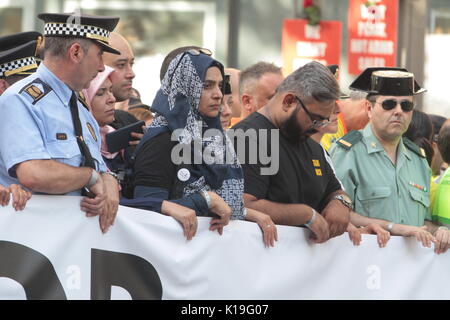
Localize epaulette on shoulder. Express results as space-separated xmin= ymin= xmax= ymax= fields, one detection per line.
xmin=336 ymin=130 xmax=362 ymax=150
xmin=19 ymin=78 xmax=52 ymax=105
xmin=403 ymin=137 xmax=427 ymax=158
xmin=77 ymin=91 xmax=90 ymax=110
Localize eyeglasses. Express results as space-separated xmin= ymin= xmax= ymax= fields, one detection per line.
xmin=377 ymin=99 xmax=414 ymax=112
xmin=295 ymin=96 xmax=331 ymax=129
xmin=167 ymin=48 xmax=213 ymax=88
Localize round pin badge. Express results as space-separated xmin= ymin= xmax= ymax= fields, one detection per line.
xmin=177 ymin=168 xmax=190 ymax=182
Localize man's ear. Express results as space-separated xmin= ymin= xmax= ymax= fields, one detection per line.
xmin=281 ymin=93 xmax=297 ymax=112
xmin=365 ymin=99 xmax=373 ymax=119
xmin=0 ymin=79 xmax=10 ymax=95
xmin=241 ymin=93 xmax=252 ymax=111
xmin=67 ymin=42 xmax=85 ymax=63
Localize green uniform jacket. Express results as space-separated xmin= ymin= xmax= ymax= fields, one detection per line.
xmin=329 ymin=124 xmax=431 ymax=226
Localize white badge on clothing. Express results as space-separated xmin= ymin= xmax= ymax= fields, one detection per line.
xmin=177 ymin=168 xmax=190 ymax=182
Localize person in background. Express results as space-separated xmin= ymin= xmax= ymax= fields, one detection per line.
xmin=0 ymin=31 xmax=42 ymax=94
xmin=103 ymin=32 xmax=135 ymax=111
xmin=225 ymin=67 xmax=243 ymax=127
xmin=321 ymin=89 xmax=370 ymax=151
xmin=238 ymin=61 xmax=284 ymax=121
xmin=128 ymin=106 xmax=154 ymax=126
xmin=0 ymin=32 xmax=44 ymax=210
xmin=127 ymin=93 xmax=154 ymax=126
xmin=432 ymin=120 xmax=450 ymax=230
xmin=321 ymin=64 xmax=369 ymax=151
xmin=429 ymin=114 xmax=448 ymax=176
xmin=219 ymin=74 xmax=233 ymax=129
xmin=403 ymin=109 xmax=434 ymax=166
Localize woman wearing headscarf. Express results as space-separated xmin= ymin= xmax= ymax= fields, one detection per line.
xmin=83 ymin=67 xmax=199 ymax=241
xmin=132 ymin=50 xmax=277 ymax=247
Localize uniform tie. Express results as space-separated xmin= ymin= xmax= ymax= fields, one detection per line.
xmin=69 ymin=91 xmax=96 ymax=169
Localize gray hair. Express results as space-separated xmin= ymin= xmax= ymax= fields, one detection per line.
xmin=44 ymin=37 xmax=93 ymax=58
xmin=239 ymin=61 xmax=282 ymax=96
xmin=349 ymin=90 xmax=367 ymax=101
xmin=276 ymin=61 xmax=339 ymax=103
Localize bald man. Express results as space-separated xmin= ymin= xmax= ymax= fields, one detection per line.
xmin=103 ymin=32 xmax=136 ymax=110
xmin=225 ymin=67 xmax=242 ymax=118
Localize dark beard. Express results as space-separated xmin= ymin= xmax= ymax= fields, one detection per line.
xmin=280 ymin=107 xmax=318 ymax=145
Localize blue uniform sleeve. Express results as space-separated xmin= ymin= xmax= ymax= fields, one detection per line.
xmin=134 ymin=185 xmax=210 ymax=216
xmin=0 ymin=90 xmax=51 ymax=178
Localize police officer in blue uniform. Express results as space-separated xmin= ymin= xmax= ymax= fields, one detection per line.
xmin=0 ymin=31 xmax=42 ymax=94
xmin=0 ymin=13 xmax=122 ymax=232
xmin=0 ymin=32 xmax=48 ymax=210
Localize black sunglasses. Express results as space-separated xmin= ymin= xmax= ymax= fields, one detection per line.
xmin=167 ymin=48 xmax=212 ymax=88
xmin=295 ymin=96 xmax=330 ymax=129
xmin=378 ymin=99 xmax=414 ymax=112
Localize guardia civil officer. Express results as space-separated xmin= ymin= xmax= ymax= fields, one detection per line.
xmin=0 ymin=13 xmax=122 ymax=233
xmin=330 ymin=68 xmax=450 ymax=254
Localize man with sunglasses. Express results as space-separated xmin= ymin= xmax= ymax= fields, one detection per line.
xmin=330 ymin=68 xmax=450 ymax=254
xmin=232 ymin=61 xmax=351 ymax=243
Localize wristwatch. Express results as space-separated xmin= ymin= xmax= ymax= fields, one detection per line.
xmin=333 ymin=194 xmax=353 ymax=210
xmin=103 ymin=171 xmax=119 ymax=182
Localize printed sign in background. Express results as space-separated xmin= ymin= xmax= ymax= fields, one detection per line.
xmin=347 ymin=0 xmax=398 ymax=75
xmin=282 ymin=19 xmax=342 ymax=76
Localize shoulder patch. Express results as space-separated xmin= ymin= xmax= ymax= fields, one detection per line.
xmin=336 ymin=130 xmax=362 ymax=150
xmin=78 ymin=91 xmax=90 ymax=110
xmin=19 ymin=78 xmax=52 ymax=105
xmin=403 ymin=137 xmax=426 ymax=158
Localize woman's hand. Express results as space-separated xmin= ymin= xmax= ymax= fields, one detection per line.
xmin=161 ymin=201 xmax=198 ymax=241
xmin=245 ymin=208 xmax=278 ymax=247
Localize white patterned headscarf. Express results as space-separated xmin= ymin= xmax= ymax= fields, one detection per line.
xmin=135 ymin=51 xmax=246 ymax=219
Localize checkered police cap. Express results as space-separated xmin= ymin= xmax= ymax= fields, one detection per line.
xmin=38 ymin=12 xmax=121 ymax=55
xmin=0 ymin=41 xmax=38 ymax=77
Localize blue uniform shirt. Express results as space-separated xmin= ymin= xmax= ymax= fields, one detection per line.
xmin=0 ymin=64 xmax=106 ymax=195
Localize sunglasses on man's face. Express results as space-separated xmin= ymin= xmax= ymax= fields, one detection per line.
xmin=378 ymin=99 xmax=414 ymax=112
xmin=168 ymin=48 xmax=213 ymax=87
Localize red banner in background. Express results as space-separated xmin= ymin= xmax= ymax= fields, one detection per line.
xmin=347 ymin=0 xmax=398 ymax=75
xmin=282 ymin=19 xmax=342 ymax=76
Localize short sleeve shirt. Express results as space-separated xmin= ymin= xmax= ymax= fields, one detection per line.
xmin=232 ymin=112 xmax=343 ymax=212
xmin=330 ymin=124 xmax=431 ymax=226
xmin=0 ymin=64 xmax=106 ymax=195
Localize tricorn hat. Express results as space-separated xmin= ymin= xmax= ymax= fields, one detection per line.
xmin=37 ymin=12 xmax=121 ymax=55
xmin=350 ymin=67 xmax=426 ymax=96
xmin=327 ymin=64 xmax=349 ymax=99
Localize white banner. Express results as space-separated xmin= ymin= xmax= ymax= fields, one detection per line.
xmin=0 ymin=195 xmax=448 ymax=300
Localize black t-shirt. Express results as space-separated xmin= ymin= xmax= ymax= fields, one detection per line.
xmin=232 ymin=112 xmax=342 ymax=212
xmin=133 ymin=131 xmax=178 ymax=189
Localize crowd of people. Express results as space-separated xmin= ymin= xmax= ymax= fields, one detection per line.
xmin=0 ymin=12 xmax=449 ymax=254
